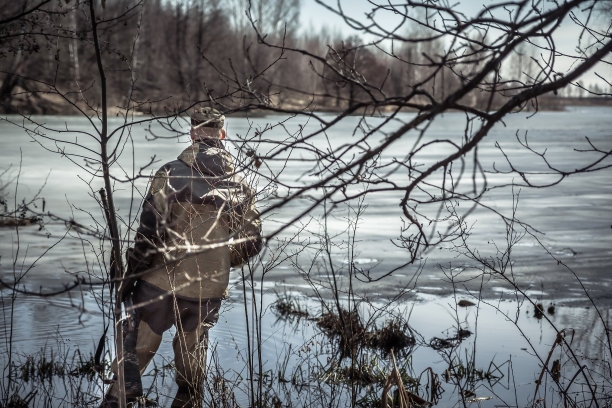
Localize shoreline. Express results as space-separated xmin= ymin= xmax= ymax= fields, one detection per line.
xmin=2 ymin=96 xmax=611 ymax=117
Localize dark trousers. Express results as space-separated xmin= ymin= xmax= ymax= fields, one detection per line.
xmin=107 ymin=281 xmax=222 ymax=408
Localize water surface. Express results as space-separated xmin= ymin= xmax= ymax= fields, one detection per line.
xmin=1 ymin=107 xmax=611 ymax=406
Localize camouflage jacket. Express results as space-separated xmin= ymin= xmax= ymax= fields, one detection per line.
xmin=130 ymin=139 xmax=262 ymax=299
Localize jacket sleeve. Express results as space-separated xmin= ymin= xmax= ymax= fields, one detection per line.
xmin=229 ymin=186 xmax=263 ymax=268
xmin=129 ymin=168 xmax=170 ymax=275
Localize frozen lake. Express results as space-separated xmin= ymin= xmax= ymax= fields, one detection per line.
xmin=1 ymin=107 xmax=611 ymax=303
xmin=1 ymin=106 xmax=611 ymax=406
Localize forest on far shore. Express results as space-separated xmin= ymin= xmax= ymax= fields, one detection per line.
xmin=1 ymin=0 xmax=610 ymax=116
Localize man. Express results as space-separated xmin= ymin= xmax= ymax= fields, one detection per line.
xmin=104 ymin=107 xmax=262 ymax=407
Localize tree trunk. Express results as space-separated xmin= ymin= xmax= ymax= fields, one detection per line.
xmin=69 ymin=6 xmax=80 ymax=85
xmin=194 ymin=0 xmax=205 ymax=101
xmin=89 ymin=1 xmax=127 ymax=407
xmin=174 ymin=3 xmax=186 ymax=95
xmin=0 ymin=51 xmax=24 ymax=113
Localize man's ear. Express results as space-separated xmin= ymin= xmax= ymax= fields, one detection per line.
xmin=220 ymin=129 xmax=226 ymax=139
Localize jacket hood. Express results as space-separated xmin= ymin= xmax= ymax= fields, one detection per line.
xmin=177 ymin=140 xmax=234 ymax=176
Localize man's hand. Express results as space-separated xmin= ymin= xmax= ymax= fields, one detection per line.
xmin=120 ymin=276 xmax=137 ymax=303
xmin=122 ymin=247 xmax=147 ymax=302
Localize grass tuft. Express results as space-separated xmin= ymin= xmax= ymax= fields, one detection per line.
xmin=272 ymin=294 xmax=310 ymax=320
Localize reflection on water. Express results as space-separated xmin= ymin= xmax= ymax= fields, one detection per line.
xmin=0 ymin=292 xmax=99 ymax=349
xmin=0 ymin=286 xmax=610 ymax=407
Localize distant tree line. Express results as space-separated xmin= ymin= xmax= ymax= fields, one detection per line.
xmin=2 ymin=0 xmax=608 ymax=116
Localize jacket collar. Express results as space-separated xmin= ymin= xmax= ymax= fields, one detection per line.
xmin=177 ymin=140 xmax=233 ymax=176
xmin=192 ymin=137 xmax=224 ymax=149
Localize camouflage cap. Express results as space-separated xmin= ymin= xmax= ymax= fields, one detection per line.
xmin=190 ymin=107 xmax=225 ymax=129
